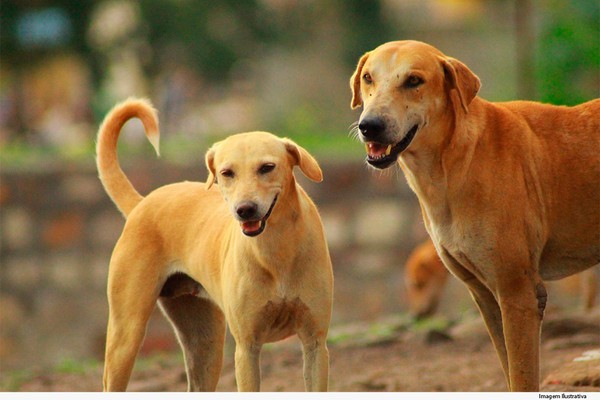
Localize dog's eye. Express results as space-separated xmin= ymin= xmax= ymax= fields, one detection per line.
xmin=258 ymin=163 xmax=276 ymax=175
xmin=220 ymin=169 xmax=234 ymax=178
xmin=404 ymin=75 xmax=424 ymax=88
xmin=363 ymin=73 xmax=373 ymax=84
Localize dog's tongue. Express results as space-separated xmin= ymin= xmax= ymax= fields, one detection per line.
xmin=366 ymin=142 xmax=391 ymax=157
xmin=241 ymin=220 xmax=261 ymax=233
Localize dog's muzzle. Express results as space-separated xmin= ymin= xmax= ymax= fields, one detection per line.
xmin=237 ymin=195 xmax=278 ymax=237
xmin=363 ymin=124 xmax=419 ymax=169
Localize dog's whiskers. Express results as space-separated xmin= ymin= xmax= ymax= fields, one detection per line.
xmin=348 ymin=121 xmax=361 ymax=141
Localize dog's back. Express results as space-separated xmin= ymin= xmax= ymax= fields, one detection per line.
xmin=506 ymin=99 xmax=600 ymax=279
xmin=470 ymin=98 xmax=600 ymax=280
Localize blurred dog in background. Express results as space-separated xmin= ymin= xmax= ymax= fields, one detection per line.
xmin=404 ymin=239 xmax=598 ymax=320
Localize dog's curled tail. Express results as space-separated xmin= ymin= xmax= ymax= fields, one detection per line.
xmin=96 ymin=97 xmax=160 ymax=218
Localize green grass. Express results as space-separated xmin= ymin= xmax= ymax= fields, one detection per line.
xmin=54 ymin=357 xmax=102 ymax=375
xmin=0 ymin=358 xmax=101 ymax=391
xmin=1 ymin=140 xmax=98 ymax=171
xmin=0 ymin=369 xmax=34 ymax=391
xmin=0 ymin=131 xmax=363 ymax=172
xmin=409 ymin=315 xmax=452 ymax=333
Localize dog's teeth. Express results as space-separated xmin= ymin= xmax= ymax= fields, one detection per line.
xmin=365 ymin=143 xmax=370 ymax=153
xmin=385 ymin=145 xmax=392 ymax=156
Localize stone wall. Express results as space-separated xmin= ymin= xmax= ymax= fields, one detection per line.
xmin=0 ymin=160 xmax=458 ymax=371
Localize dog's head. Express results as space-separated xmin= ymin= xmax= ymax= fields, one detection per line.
xmin=350 ymin=40 xmax=480 ymax=169
xmin=205 ymin=132 xmax=322 ymax=237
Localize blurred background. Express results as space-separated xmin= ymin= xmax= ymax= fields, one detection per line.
xmin=1 ymin=0 xmax=598 ymax=375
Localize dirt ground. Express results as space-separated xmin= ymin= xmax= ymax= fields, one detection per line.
xmin=5 ymin=309 xmax=599 ymax=393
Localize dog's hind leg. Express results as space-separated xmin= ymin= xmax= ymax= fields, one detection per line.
xmin=103 ymin=248 xmax=163 ymax=391
xmin=159 ymin=293 xmax=226 ymax=391
xmin=497 ymin=274 xmax=545 ymax=391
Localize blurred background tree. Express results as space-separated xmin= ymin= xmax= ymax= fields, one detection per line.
xmin=0 ymin=0 xmax=597 ymax=160
xmin=536 ymin=0 xmax=599 ymax=105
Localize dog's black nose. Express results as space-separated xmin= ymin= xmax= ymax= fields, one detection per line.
xmin=358 ymin=117 xmax=386 ymax=139
xmin=236 ymin=202 xmax=258 ymax=220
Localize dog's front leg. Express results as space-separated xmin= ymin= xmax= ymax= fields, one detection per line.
xmin=300 ymin=335 xmax=329 ymax=391
xmin=234 ymin=342 xmax=262 ymax=391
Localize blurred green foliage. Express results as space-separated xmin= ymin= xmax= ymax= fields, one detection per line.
xmin=138 ymin=0 xmax=393 ymax=81
xmin=1 ymin=0 xmax=392 ymax=165
xmin=340 ymin=0 xmax=392 ymax=65
xmin=1 ymin=0 xmax=392 ymax=86
xmin=3 ymin=1 xmax=597 ymax=107
xmin=0 ymin=1 xmax=94 ymax=65
xmin=2 ymin=0 xmax=597 ymax=165
xmin=138 ymin=0 xmax=275 ymax=81
xmin=536 ymin=0 xmax=600 ymax=105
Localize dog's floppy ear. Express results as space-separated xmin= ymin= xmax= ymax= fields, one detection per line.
xmin=350 ymin=52 xmax=370 ymax=109
xmin=204 ymin=142 xmax=220 ymax=189
xmin=282 ymin=138 xmax=323 ymax=182
xmin=441 ymin=57 xmax=481 ymax=114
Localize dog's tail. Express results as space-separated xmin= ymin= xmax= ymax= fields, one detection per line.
xmin=96 ymin=98 xmax=160 ymax=218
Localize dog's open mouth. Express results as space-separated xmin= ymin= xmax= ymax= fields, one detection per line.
xmin=240 ymin=195 xmax=278 ymax=237
xmin=365 ymin=124 xmax=419 ymax=169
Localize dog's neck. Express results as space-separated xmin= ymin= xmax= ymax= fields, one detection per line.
xmin=399 ymin=97 xmax=484 ymax=225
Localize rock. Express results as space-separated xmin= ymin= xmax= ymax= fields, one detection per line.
xmin=542 ymin=350 xmax=600 ymax=390
xmin=542 ymin=317 xmax=600 ymax=340
xmin=545 ymin=334 xmax=600 ymax=351
xmin=424 ymin=329 xmax=453 ymax=345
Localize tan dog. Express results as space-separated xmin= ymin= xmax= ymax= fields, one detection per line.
xmin=404 ymin=239 xmax=448 ymax=319
xmin=97 ymin=98 xmax=333 ymax=391
xmin=350 ymin=40 xmax=600 ymax=391
xmin=405 ymin=239 xmax=598 ymax=319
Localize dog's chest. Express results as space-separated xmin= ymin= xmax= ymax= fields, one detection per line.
xmin=254 ymin=296 xmax=312 ymax=343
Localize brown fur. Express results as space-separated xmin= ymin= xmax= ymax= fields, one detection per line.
xmin=350 ymin=40 xmax=600 ymax=391
xmin=404 ymin=239 xmax=598 ymax=319
xmin=404 ymin=239 xmax=448 ymax=319
xmin=97 ymin=98 xmax=333 ymax=391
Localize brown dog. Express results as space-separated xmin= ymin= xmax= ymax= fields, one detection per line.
xmin=405 ymin=239 xmax=598 ymax=319
xmin=97 ymin=98 xmax=333 ymax=391
xmin=350 ymin=40 xmax=600 ymax=391
xmin=404 ymin=238 xmax=448 ymax=319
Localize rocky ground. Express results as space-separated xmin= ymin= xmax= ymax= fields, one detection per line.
xmin=3 ymin=310 xmax=599 ymax=393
